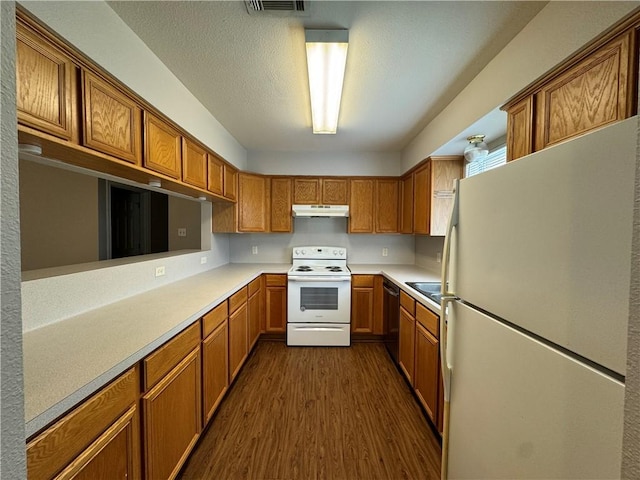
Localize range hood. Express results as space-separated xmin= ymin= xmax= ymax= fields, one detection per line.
xmin=292 ymin=204 xmax=349 ymax=217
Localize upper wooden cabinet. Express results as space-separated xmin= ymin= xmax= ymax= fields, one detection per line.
xmin=349 ymin=179 xmax=375 ymax=233
xmin=182 ymin=138 xmax=207 ymax=189
xmin=375 ymin=179 xmax=399 ymax=233
xmin=400 ymin=174 xmax=414 ymax=234
xmin=208 ymin=154 xmax=224 ymax=196
xmin=413 ymin=156 xmax=462 ymax=236
xmin=322 ymin=178 xmax=349 ymax=204
xmin=506 ymin=96 xmax=533 ymax=162
xmin=238 ymin=173 xmax=269 ymax=232
xmin=413 ymin=163 xmax=431 ymax=235
xmin=16 ymin=20 xmax=77 ymax=141
xmin=144 ymin=112 xmax=182 ymax=179
xmin=293 ymin=178 xmax=320 ymax=204
xmin=293 ymin=177 xmax=348 ymax=205
xmin=503 ymin=23 xmax=638 ymax=161
xmin=82 ymin=70 xmax=142 ymax=165
xmin=224 ymin=164 xmax=238 ymax=201
xmin=535 ymin=31 xmax=633 ymax=151
xmin=270 ymin=177 xmax=293 ymax=232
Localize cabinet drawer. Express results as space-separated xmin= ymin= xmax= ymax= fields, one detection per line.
xmin=229 ymin=287 xmax=248 ymax=315
xmin=352 ymin=275 xmax=374 ymax=288
xmin=400 ymin=290 xmax=415 ymax=316
xmin=416 ymin=302 xmax=439 ymax=338
xmin=143 ymin=322 xmax=200 ymax=391
xmin=202 ymin=301 xmax=227 ymax=338
xmin=248 ymin=277 xmax=261 ymax=297
xmin=265 ymin=274 xmax=287 ymax=287
xmin=27 ymin=366 xmax=139 ymax=480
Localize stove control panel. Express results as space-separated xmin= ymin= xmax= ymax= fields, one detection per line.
xmin=292 ymin=246 xmax=346 ymax=259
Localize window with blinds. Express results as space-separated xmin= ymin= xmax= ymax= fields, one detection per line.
xmin=465 ymin=145 xmax=507 ymax=177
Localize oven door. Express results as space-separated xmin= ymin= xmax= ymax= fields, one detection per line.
xmin=287 ymin=276 xmax=351 ymax=324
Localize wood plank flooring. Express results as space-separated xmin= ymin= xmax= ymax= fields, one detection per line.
xmin=179 ymin=341 xmax=442 ymax=480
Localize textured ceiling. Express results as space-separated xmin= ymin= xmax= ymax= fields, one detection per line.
xmin=107 ymin=1 xmax=546 ymax=153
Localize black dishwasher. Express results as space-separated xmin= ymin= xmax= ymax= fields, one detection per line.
xmin=383 ymin=279 xmax=400 ymax=364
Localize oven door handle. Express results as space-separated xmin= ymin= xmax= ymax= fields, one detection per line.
xmin=287 ymin=276 xmax=352 ymax=282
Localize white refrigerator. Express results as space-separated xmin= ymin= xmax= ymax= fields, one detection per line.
xmin=440 ymin=116 xmax=637 ymax=479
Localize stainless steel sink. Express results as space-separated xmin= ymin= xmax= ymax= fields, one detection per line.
xmin=405 ymin=282 xmax=442 ymax=304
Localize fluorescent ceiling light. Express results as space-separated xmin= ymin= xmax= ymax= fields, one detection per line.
xmin=305 ymin=29 xmax=348 ymax=134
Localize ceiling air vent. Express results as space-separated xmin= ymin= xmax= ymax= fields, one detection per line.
xmin=245 ymin=0 xmax=309 ymax=16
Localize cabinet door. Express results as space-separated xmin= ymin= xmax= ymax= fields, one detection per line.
xmin=144 ymin=112 xmax=182 ymax=179
xmin=266 ymin=285 xmax=287 ymax=333
xmin=399 ymin=307 xmax=416 ymax=385
xmin=248 ymin=289 xmax=261 ymax=351
xmin=223 ymin=164 xmax=238 ymax=201
xmin=142 ymin=347 xmax=201 ymax=480
xmin=413 ymin=163 xmax=431 ymax=235
xmin=415 ymin=323 xmax=440 ymax=423
xmin=16 ymin=22 xmax=76 ymax=141
xmin=400 ymin=174 xmax=414 ymax=234
xmin=351 ymin=287 xmax=374 ymax=333
xmin=375 ymin=179 xmax=399 ymax=233
xmin=182 ymin=138 xmax=207 ymax=189
xmin=202 ymin=320 xmax=229 ymax=424
xmin=535 ymin=31 xmax=633 ymax=151
xmin=293 ymin=178 xmax=320 ymax=204
xmin=430 ymin=158 xmax=462 ymax=236
xmin=349 ymin=179 xmax=374 ymax=233
xmin=207 ymin=154 xmax=224 ymax=196
xmin=55 ymin=405 xmax=140 ymax=480
xmin=27 ymin=367 xmax=139 ymax=480
xmin=270 ymin=177 xmax=292 ymax=232
xmin=229 ymin=303 xmax=248 ymax=382
xmin=238 ymin=173 xmax=268 ymax=232
xmin=506 ymin=96 xmax=533 ymax=162
xmin=82 ymin=70 xmax=142 ymax=165
xmin=322 ymin=178 xmax=348 ymax=204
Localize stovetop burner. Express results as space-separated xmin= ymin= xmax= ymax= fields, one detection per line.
xmin=295 ymin=266 xmax=312 ymax=272
xmin=326 ymin=266 xmax=344 ymax=272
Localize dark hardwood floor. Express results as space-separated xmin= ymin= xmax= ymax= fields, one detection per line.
xmin=179 ymin=341 xmax=442 ymax=480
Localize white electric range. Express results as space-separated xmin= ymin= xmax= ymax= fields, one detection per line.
xmin=286 ymin=246 xmax=352 ymax=346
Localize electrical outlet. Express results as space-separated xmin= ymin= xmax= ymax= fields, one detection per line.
xmin=155 ymin=266 xmax=165 ymax=277
xmin=178 ymin=228 xmax=187 ymax=237
xmin=252 ymin=246 xmax=258 ymax=255
xmin=200 ymin=256 xmax=207 ymax=264
xmin=382 ymin=247 xmax=388 ymax=257
xmin=436 ymin=252 xmax=442 ymax=263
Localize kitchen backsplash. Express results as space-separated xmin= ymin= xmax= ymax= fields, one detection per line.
xmin=414 ymin=235 xmax=445 ymax=272
xmin=230 ymin=218 xmax=415 ymax=264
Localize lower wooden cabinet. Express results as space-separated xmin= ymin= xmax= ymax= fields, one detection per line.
xmin=27 ymin=367 xmax=141 ymax=480
xmin=229 ymin=300 xmax=249 ymax=383
xmin=202 ymin=318 xmax=229 ymax=425
xmin=248 ymin=277 xmax=262 ymax=350
xmin=414 ymin=322 xmax=440 ymax=423
xmin=399 ymin=306 xmax=416 ymax=385
xmin=142 ymin=347 xmax=201 ymax=480
xmin=265 ymin=274 xmax=287 ymax=333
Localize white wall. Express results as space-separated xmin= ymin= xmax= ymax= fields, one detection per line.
xmin=1 ymin=0 xmax=27 ymax=475
xmin=20 ymin=0 xmax=247 ymax=170
xmin=402 ymin=1 xmax=639 ymax=172
xmin=230 ymin=217 xmax=415 ymax=265
xmin=248 ymin=151 xmax=402 ymax=176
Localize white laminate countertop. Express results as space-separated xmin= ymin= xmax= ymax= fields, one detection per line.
xmin=23 ymin=263 xmax=290 ymax=438
xmin=23 ymin=262 xmax=440 ymax=438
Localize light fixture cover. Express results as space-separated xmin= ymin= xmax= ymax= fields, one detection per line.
xmin=464 ymin=134 xmax=489 ymax=163
xmin=305 ymin=29 xmax=349 ymax=134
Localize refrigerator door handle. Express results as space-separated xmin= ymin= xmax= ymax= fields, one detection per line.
xmin=441 ymin=179 xmax=459 ymax=298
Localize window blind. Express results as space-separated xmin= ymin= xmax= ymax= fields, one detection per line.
xmin=465 ymin=145 xmax=507 ymax=177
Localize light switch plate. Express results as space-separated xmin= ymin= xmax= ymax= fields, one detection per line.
xmin=155 ymin=266 xmax=165 ymax=277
